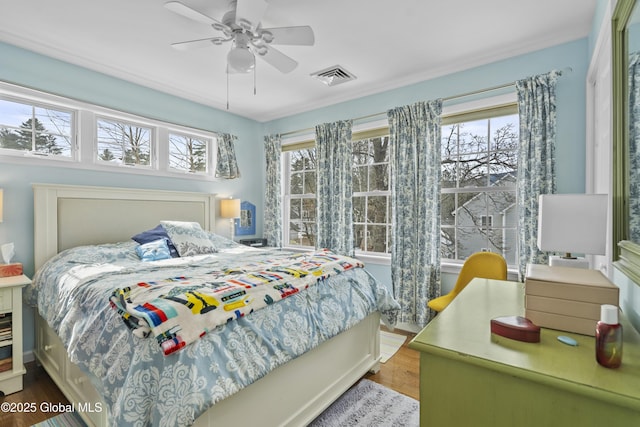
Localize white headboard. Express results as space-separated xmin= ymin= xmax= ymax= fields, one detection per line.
xmin=33 ymin=184 xmax=216 ymax=270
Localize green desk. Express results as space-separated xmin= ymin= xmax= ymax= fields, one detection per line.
xmin=409 ymin=279 xmax=640 ymax=426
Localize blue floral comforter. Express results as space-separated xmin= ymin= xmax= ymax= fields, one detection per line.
xmin=26 ymin=239 xmax=399 ymax=427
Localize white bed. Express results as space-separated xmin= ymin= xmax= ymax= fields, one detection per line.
xmin=31 ymin=183 xmax=383 ymax=427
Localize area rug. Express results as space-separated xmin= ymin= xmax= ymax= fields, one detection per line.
xmin=380 ymin=330 xmax=407 ymax=363
xmin=31 ymin=412 xmax=86 ymax=427
xmin=309 ymin=379 xmax=419 ymax=427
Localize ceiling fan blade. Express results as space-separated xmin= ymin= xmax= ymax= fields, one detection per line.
xmin=257 ymin=45 xmax=298 ymax=73
xmin=164 ymin=1 xmax=226 ymax=28
xmin=262 ymin=26 xmax=314 ymax=46
xmin=235 ymin=0 xmax=268 ymax=30
xmin=170 ymin=37 xmax=217 ymax=51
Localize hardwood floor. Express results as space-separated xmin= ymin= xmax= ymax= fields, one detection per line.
xmin=364 ymin=327 xmax=420 ymax=400
xmin=1 ymin=328 xmax=419 ymax=426
xmin=0 ymin=362 xmax=69 ymax=427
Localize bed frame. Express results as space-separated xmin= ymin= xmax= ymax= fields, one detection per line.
xmin=32 ymin=183 xmax=381 ymax=427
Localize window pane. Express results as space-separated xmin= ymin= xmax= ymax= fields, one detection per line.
xmin=441 ymin=193 xmax=456 ymax=226
xmin=303 ymin=171 xmax=316 ymax=194
xmin=300 ymin=223 xmax=316 ymax=246
xmin=97 ymin=119 xmax=151 ymax=166
xmin=354 ymin=224 xmax=365 ymax=250
xmin=353 ymin=165 xmax=367 ymax=192
xmin=289 ymin=222 xmax=302 ymax=245
xmin=302 ymin=199 xmax=316 ymax=221
xmin=352 ymin=139 xmax=371 ymax=165
xmin=353 ymin=196 xmax=365 ymax=223
xmin=371 ymin=136 xmax=389 ymax=163
xmin=458 ymin=154 xmax=487 ymax=187
xmin=490 ymin=115 xmax=519 ymax=152
xmin=369 ymin=164 xmax=388 ymax=191
xmin=487 ymin=191 xmax=517 ymax=226
xmin=169 ymin=133 xmax=207 ymax=173
xmin=458 ymin=120 xmax=488 ymax=155
xmin=289 ymin=198 xmax=301 ymax=220
xmin=0 ymin=99 xmax=73 ymax=157
xmin=290 ymin=172 xmax=304 ymax=195
xmin=368 ymin=224 xmax=387 ymax=253
xmin=367 ymin=196 xmax=387 ymax=224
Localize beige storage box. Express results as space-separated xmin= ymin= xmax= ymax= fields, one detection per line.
xmin=524 ymin=264 xmax=619 ymax=336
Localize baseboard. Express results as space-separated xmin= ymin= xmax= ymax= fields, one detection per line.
xmin=23 ymin=350 xmax=35 ymax=364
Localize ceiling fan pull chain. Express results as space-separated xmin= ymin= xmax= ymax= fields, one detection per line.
xmin=254 ymin=59 xmax=257 ymax=95
xmin=226 ymin=70 xmax=230 ymax=110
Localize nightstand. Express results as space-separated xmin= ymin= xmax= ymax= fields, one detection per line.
xmin=0 ymin=274 xmax=29 ymax=395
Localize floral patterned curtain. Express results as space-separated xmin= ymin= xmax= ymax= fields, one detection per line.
xmin=387 ymin=100 xmax=442 ymax=327
xmin=315 ymin=120 xmax=354 ymax=255
xmin=516 ymin=70 xmax=561 ymax=278
xmin=215 ymin=133 xmax=241 ymax=179
xmin=629 ymin=52 xmax=640 ymax=242
xmin=264 ymin=134 xmax=282 ymax=247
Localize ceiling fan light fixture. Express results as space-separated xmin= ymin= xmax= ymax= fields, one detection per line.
xmin=227 ymin=46 xmax=255 ymax=73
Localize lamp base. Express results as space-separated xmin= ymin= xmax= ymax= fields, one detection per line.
xmin=548 ymin=255 xmax=589 ymax=269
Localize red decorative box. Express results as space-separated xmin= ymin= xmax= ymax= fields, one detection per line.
xmin=0 ymin=263 xmax=23 ymax=277
xmin=491 ymin=315 xmax=541 ymax=343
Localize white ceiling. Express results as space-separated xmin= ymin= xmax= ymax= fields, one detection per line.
xmin=0 ymin=0 xmax=596 ymax=122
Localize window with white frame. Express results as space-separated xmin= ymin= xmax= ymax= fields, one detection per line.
xmin=0 ymin=82 xmax=221 ymax=180
xmin=168 ymin=132 xmax=210 ymax=174
xmin=352 ymin=134 xmax=391 ymax=254
xmin=0 ymin=97 xmax=75 ymax=159
xmin=284 ymin=146 xmax=317 ymax=247
xmin=282 ymin=129 xmax=392 ymax=256
xmin=96 ymin=117 xmax=152 ymax=167
xmin=440 ymin=104 xmax=519 ymax=265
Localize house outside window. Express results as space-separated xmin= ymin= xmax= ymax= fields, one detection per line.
xmin=440 ymin=105 xmax=519 ymax=265
xmin=0 ymin=97 xmax=75 ymax=159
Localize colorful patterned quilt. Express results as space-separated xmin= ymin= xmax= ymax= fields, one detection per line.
xmin=25 ymin=236 xmax=400 ymax=427
xmin=110 ymin=249 xmax=364 ymax=355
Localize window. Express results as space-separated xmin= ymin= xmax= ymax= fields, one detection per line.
xmin=0 ymin=82 xmax=221 ymax=180
xmin=285 ymin=147 xmax=317 ymax=246
xmin=352 ymin=135 xmax=391 ymax=254
xmin=283 ymin=128 xmax=392 ymax=256
xmin=169 ymin=132 xmax=210 ymax=174
xmin=0 ymin=97 xmax=74 ymax=159
xmin=96 ymin=117 xmax=152 ymax=167
xmin=440 ymin=106 xmax=518 ymax=265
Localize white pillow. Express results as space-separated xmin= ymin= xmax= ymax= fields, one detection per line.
xmin=160 ymin=221 xmax=217 ymax=257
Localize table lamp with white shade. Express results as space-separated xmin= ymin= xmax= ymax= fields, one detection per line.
xmin=220 ymin=198 xmax=241 ymax=241
xmin=537 ymin=194 xmax=608 ymax=269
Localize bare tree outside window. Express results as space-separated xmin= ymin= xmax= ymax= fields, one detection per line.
xmin=169 ymin=133 xmax=208 ymax=173
xmin=97 ymin=118 xmax=151 ymax=166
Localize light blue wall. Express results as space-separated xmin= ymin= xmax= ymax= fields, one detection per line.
xmin=0 ymin=41 xmax=265 ymax=355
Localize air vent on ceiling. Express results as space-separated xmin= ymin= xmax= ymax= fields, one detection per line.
xmin=311 ymin=65 xmax=357 ymax=87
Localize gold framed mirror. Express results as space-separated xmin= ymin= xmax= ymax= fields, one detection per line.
xmin=613 ymin=0 xmax=640 ymax=281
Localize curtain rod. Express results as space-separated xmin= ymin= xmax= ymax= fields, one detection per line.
xmin=278 ymin=66 xmax=573 ymax=138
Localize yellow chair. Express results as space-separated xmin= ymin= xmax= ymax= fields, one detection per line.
xmin=428 ymin=252 xmax=507 ymax=312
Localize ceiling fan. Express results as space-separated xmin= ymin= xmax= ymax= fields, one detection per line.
xmin=165 ymin=0 xmax=315 ymax=74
